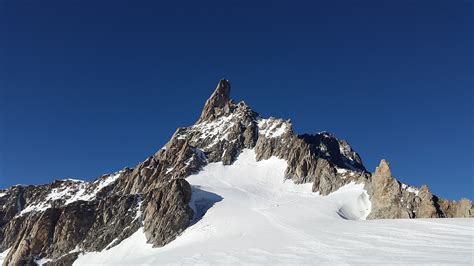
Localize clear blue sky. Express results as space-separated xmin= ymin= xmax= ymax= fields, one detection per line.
xmin=1 ymin=1 xmax=472 ymax=200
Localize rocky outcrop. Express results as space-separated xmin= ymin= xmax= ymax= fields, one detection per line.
xmin=366 ymin=160 xmax=411 ymax=219
xmin=254 ymin=129 xmax=368 ymax=196
xmin=439 ymin=198 xmax=474 ymax=218
xmin=142 ymin=179 xmax=193 ymax=247
xmin=367 ymin=159 xmax=473 ymax=219
xmin=1 ymin=79 xmax=472 ymax=265
xmin=197 ymin=79 xmax=233 ymax=123
xmin=0 ymin=177 xmax=192 ymax=265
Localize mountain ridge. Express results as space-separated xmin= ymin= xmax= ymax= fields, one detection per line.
xmin=0 ymin=79 xmax=472 ymax=265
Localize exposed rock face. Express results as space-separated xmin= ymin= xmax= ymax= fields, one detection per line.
xmin=367 ymin=160 xmax=410 ymax=219
xmin=0 ymin=177 xmax=190 ymax=265
xmin=197 ymin=79 xmax=233 ymax=123
xmin=367 ymin=160 xmax=472 ymax=219
xmin=0 ymin=79 xmax=472 ymax=265
xmin=375 ymin=159 xmax=391 ymax=177
xmin=142 ymin=179 xmax=193 ymax=247
xmin=439 ymin=198 xmax=474 ymax=218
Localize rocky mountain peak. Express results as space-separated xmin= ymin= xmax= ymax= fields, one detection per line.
xmin=197 ymin=79 xmax=233 ymax=123
xmin=0 ymin=78 xmax=472 ymax=265
xmin=374 ymin=159 xmax=391 ymax=177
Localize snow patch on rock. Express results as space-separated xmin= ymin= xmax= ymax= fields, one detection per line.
xmin=0 ymin=248 xmax=11 ymax=265
xmin=17 ymin=171 xmax=123 ymax=216
xmin=257 ymin=117 xmax=288 ymax=138
xmin=401 ymin=183 xmax=420 ymax=196
xmin=192 ymin=113 xmax=236 ymax=144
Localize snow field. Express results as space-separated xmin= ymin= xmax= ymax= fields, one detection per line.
xmin=73 ymin=150 xmax=474 ymax=264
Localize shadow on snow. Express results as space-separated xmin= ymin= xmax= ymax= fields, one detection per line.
xmin=189 ymin=186 xmax=223 ymax=225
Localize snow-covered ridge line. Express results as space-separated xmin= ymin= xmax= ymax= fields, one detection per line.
xmin=192 ymin=113 xmax=236 ymax=142
xmin=401 ymin=183 xmax=420 ymax=196
xmin=15 ymin=170 xmax=124 ymax=216
xmin=257 ymin=117 xmax=289 ymax=139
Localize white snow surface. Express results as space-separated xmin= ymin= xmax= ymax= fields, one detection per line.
xmin=17 ymin=172 xmax=122 ymax=216
xmin=191 ymin=113 xmax=236 ymax=145
xmin=0 ymin=248 xmax=11 ymax=265
xmin=74 ymin=150 xmax=473 ymax=265
xmin=406 ymin=186 xmax=420 ymax=196
xmin=336 ymin=167 xmax=348 ymax=174
xmin=401 ymin=183 xmax=420 ymax=196
xmin=257 ymin=118 xmax=288 ymax=138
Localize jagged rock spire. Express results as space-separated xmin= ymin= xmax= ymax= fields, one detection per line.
xmin=375 ymin=159 xmax=391 ymax=178
xmin=197 ymin=79 xmax=233 ymax=123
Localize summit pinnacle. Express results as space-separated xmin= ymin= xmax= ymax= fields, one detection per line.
xmin=197 ymin=79 xmax=232 ymax=123
xmin=374 ymin=159 xmax=391 ymax=178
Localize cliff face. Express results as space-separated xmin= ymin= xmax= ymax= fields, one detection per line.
xmin=367 ymin=160 xmax=472 ymax=219
xmin=0 ymin=79 xmax=472 ymax=265
xmin=0 ymin=177 xmax=192 ymax=265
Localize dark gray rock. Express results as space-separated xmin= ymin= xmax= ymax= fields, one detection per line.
xmin=142 ymin=179 xmax=194 ymax=247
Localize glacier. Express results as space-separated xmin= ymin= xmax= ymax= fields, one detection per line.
xmin=73 ymin=150 xmax=473 ymax=265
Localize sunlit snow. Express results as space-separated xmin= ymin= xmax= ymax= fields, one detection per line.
xmin=0 ymin=248 xmax=11 ymax=264
xmin=74 ymin=150 xmax=473 ymax=264
xmin=17 ymin=172 xmax=122 ymax=216
xmin=257 ymin=118 xmax=287 ymax=138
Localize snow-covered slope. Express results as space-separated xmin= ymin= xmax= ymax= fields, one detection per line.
xmin=74 ymin=150 xmax=473 ymax=265
xmin=0 ymin=248 xmax=11 ymax=264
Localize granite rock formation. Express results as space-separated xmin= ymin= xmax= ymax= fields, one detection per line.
xmin=1 ymin=79 xmax=472 ymax=265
